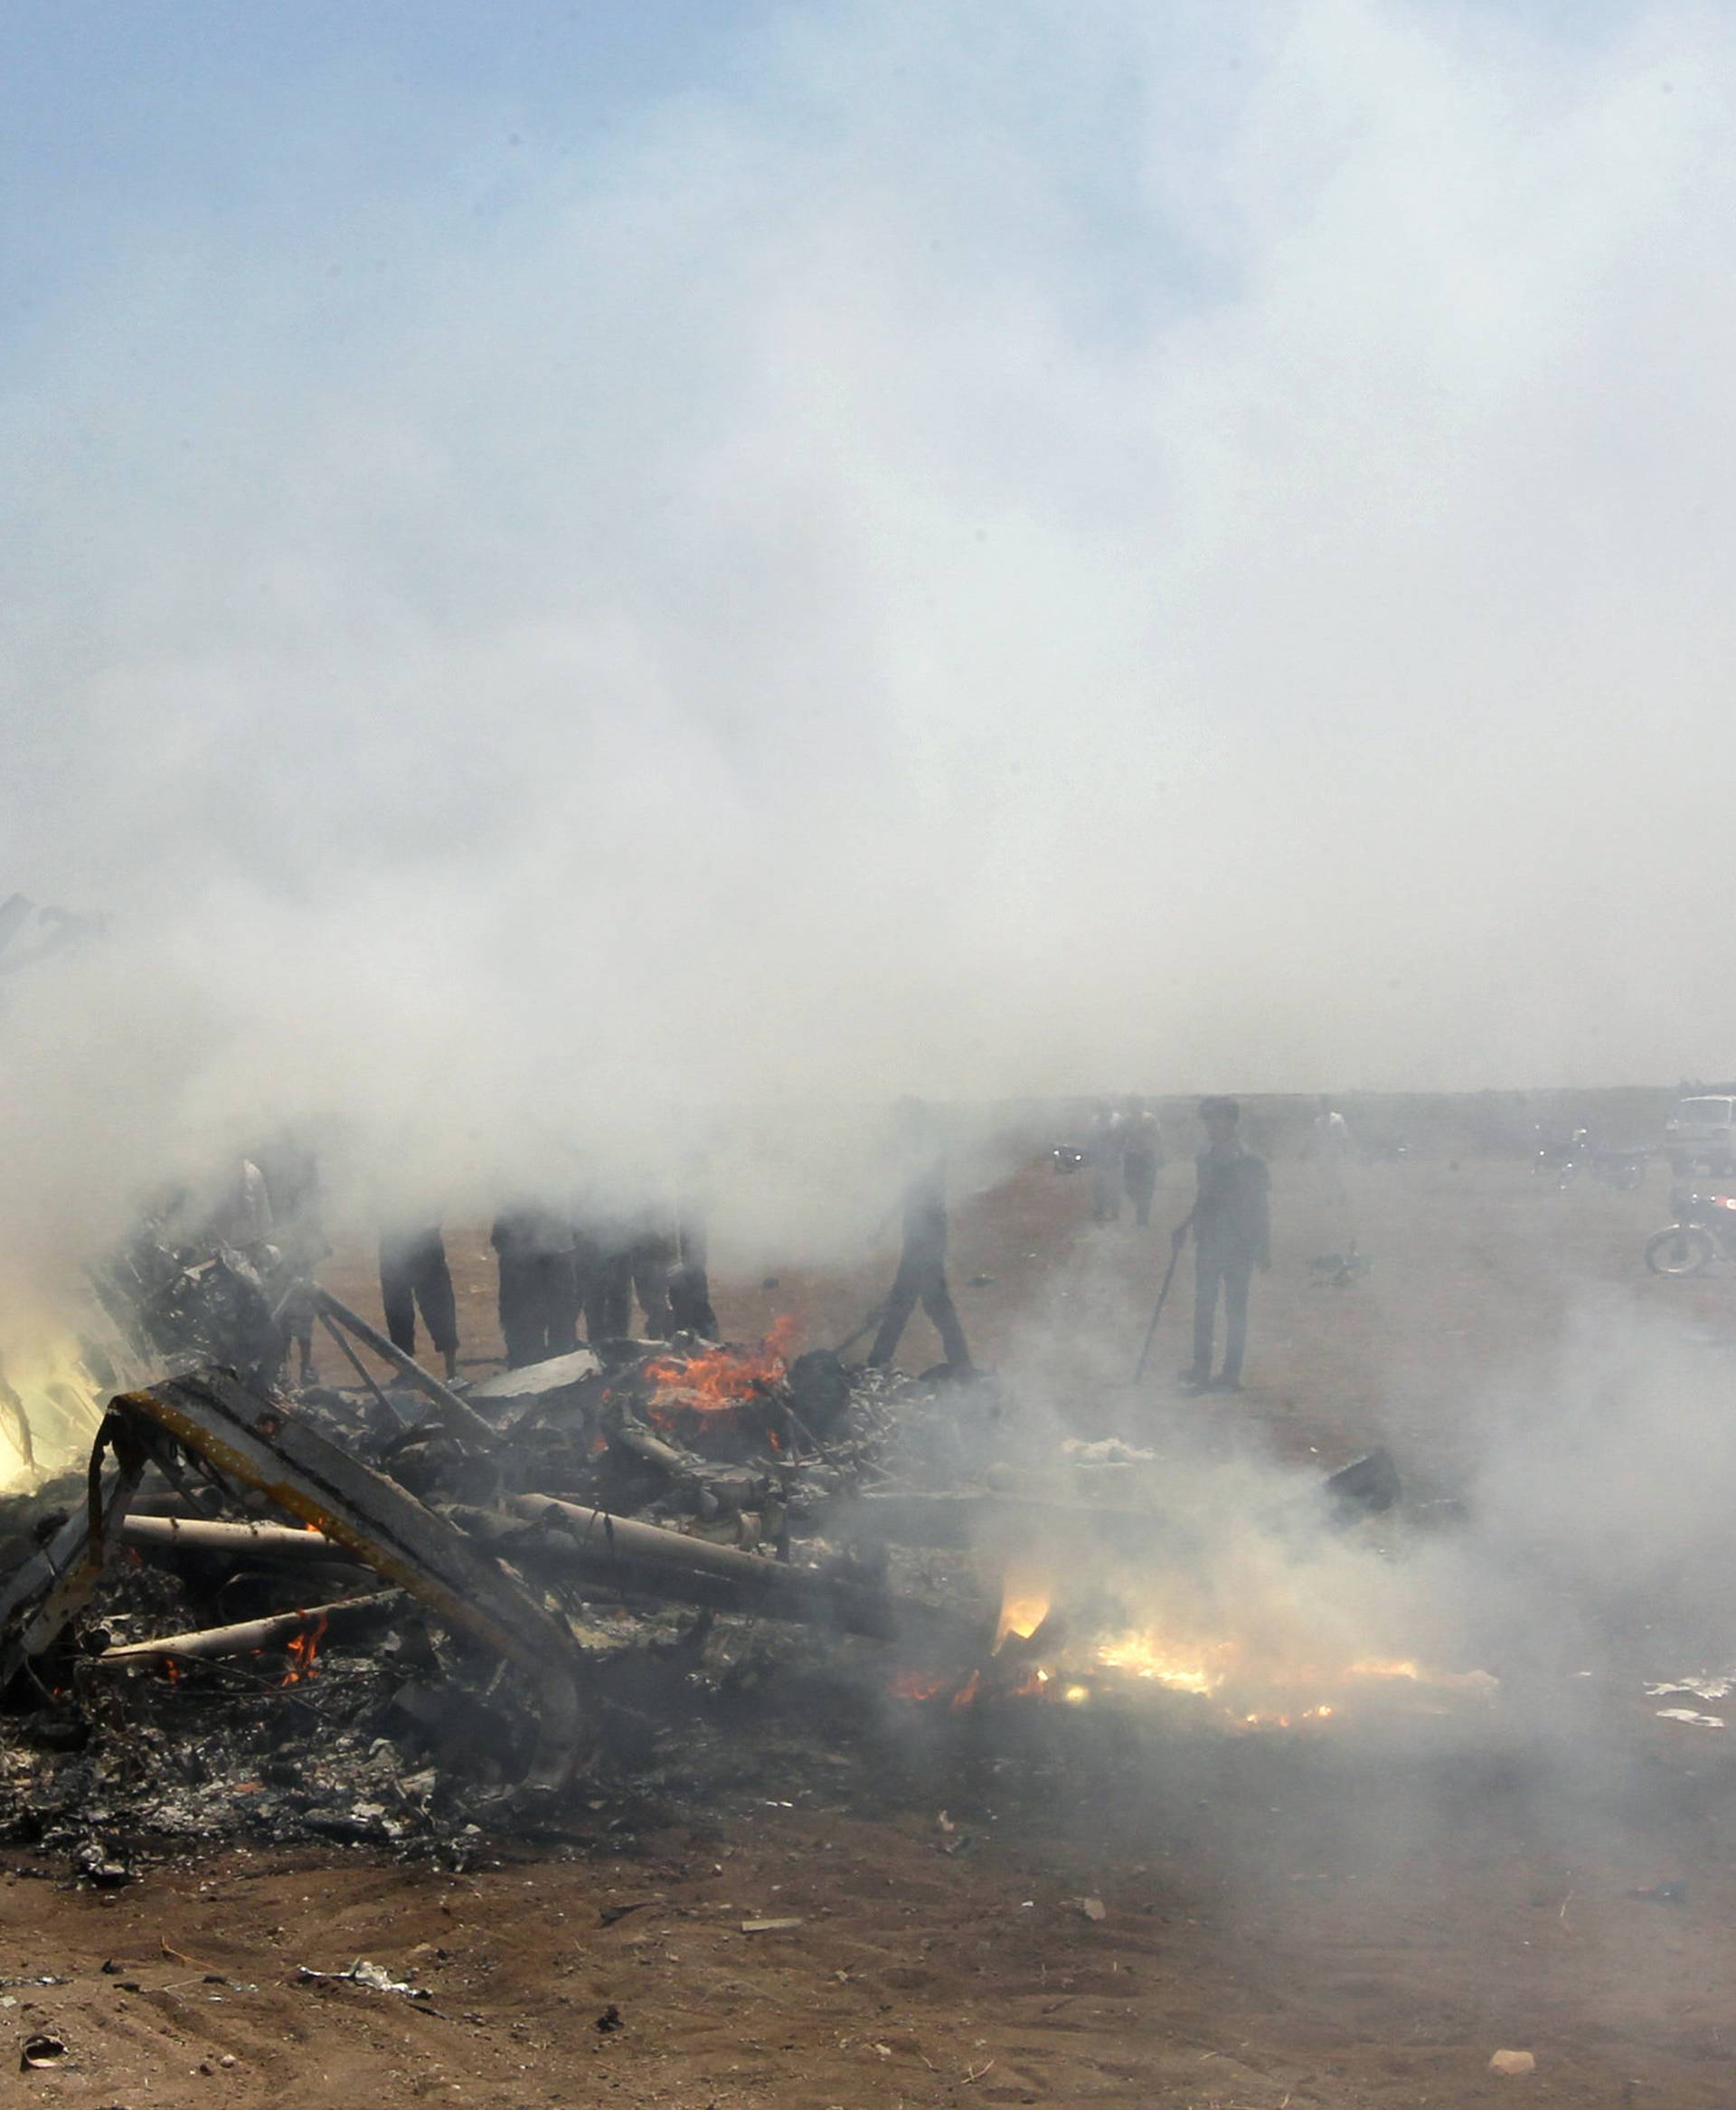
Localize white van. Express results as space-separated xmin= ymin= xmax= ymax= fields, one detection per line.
xmin=1664 ymin=1096 xmax=1736 ymax=1175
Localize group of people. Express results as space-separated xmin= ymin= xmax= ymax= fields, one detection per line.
xmin=180 ymin=1149 xmax=721 ymax=1385
xmin=381 ymin=1181 xmax=720 ymax=1377
xmin=1085 ymin=1096 xmax=1167 ymax=1225
xmin=159 ymin=1087 xmax=1330 ymax=1404
xmin=483 ymin=1193 xmax=718 ymax=1370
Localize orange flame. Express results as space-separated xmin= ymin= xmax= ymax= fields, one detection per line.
xmin=891 ymin=1670 xmax=951 ymax=1701
xmin=643 ymin=1318 xmax=799 ymax=1419
xmin=281 ymin=1613 xmax=328 ymax=1687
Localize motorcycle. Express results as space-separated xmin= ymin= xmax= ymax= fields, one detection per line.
xmin=1565 ymin=1146 xmax=1648 ymax=1191
xmin=1645 ymin=1186 xmax=1736 ymax=1275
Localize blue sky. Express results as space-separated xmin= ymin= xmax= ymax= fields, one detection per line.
xmin=2 ymin=4 xmax=787 ymax=313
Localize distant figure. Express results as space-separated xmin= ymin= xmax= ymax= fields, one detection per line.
xmin=1309 ymin=1097 xmax=1353 ymax=1163
xmin=1175 ymin=1096 xmax=1270 ymax=1394
xmin=573 ymin=1182 xmax=678 ymax=1342
xmin=490 ymin=1207 xmax=580 ymax=1367
xmin=379 ymin=1223 xmax=460 ymax=1381
xmin=627 ymin=1205 xmax=676 ymax=1340
xmin=207 ymin=1157 xmax=274 ymax=1257
xmin=867 ymin=1098 xmax=973 ymax=1376
xmin=257 ymin=1131 xmax=328 ymax=1387
xmin=1120 ymin=1096 xmax=1165 ymax=1227
xmin=572 ymin=1201 xmax=634 ymax=1341
xmin=1087 ymin=1100 xmax=1124 ymax=1223
xmin=1307 ymin=1095 xmax=1354 ymax=1214
xmin=669 ymin=1152 xmax=721 ymax=1338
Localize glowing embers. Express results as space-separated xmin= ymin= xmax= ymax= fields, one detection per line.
xmin=1090 ymin=1630 xmax=1235 ymax=1697
xmin=889 ymin=1570 xmax=1496 ymax=1734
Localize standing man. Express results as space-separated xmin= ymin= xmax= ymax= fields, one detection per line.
xmin=1174 ymin=1097 xmax=1270 ymax=1394
xmin=867 ymin=1097 xmax=973 ymax=1377
xmin=257 ymin=1129 xmax=328 ymax=1388
xmin=1306 ymin=1094 xmax=1356 ymax=1243
xmin=379 ymin=1221 xmax=461 ymax=1381
xmin=1309 ymin=1096 xmax=1354 ymax=1163
xmin=1087 ymin=1100 xmax=1124 ymax=1223
xmin=490 ymin=1206 xmax=580 ymax=1367
xmin=1120 ymin=1096 xmax=1165 ymax=1227
xmin=669 ymin=1149 xmax=721 ymax=1339
xmin=573 ymin=1200 xmax=635 ymax=1342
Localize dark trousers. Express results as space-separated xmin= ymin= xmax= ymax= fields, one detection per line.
xmin=577 ymin=1237 xmax=634 ymax=1341
xmin=497 ymin=1249 xmax=579 ymax=1367
xmin=668 ymin=1261 xmax=719 ymax=1337
xmin=1124 ymin=1154 xmax=1158 ymax=1227
xmin=380 ymin=1230 xmax=458 ymax=1359
xmin=868 ymin=1249 xmax=972 ymax=1371
xmin=629 ymin=1237 xmax=674 ymax=1339
xmin=1193 ymin=1247 xmax=1252 ymax=1382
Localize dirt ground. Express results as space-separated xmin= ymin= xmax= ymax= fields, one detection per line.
xmin=8 ymin=1149 xmax=1736 ymax=2107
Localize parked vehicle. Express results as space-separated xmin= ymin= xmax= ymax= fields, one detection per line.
xmin=1663 ymin=1095 xmax=1736 ymax=1177
xmin=1562 ymin=1145 xmax=1648 ymax=1191
xmin=1645 ymin=1185 xmax=1736 ymax=1275
xmin=1534 ymin=1128 xmax=1646 ymax=1190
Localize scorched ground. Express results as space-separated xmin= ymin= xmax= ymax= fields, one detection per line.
xmin=1 ymin=1146 xmax=1733 ymax=2108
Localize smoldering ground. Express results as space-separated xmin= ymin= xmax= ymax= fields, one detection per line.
xmin=808 ymin=1153 xmax=1736 ymax=1946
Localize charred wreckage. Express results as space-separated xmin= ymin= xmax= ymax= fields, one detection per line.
xmin=0 ymin=1188 xmax=1409 ymax=1881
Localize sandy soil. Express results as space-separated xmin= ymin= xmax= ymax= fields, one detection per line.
xmin=7 ymin=1149 xmax=1736 ymax=2107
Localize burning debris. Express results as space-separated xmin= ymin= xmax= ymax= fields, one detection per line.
xmin=0 ymin=1229 xmax=1495 ymax=1878
xmin=0 ymin=1292 xmax=1001 ymax=1861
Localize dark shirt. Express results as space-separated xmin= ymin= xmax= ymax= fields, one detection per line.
xmin=901 ymin=1155 xmax=948 ymax=1259
xmin=491 ymin=1207 xmax=575 ymax=1258
xmin=1193 ymin=1144 xmax=1269 ymax=1263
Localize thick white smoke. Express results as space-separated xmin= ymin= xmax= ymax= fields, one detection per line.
xmin=4 ymin=0 xmax=1735 ymax=1282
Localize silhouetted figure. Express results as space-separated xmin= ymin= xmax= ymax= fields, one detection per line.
xmin=669 ymin=1152 xmax=720 ymax=1338
xmin=491 ymin=1207 xmax=580 ymax=1367
xmin=207 ymin=1157 xmax=274 ymax=1256
xmin=867 ymin=1099 xmax=973 ymax=1375
xmin=1175 ymin=1096 xmax=1270 ymax=1394
xmin=572 ymin=1209 xmax=633 ymax=1341
xmin=257 ymin=1130 xmax=328 ymax=1386
xmin=1087 ymin=1099 xmax=1123 ymax=1223
xmin=1120 ymin=1095 xmax=1165 ymax=1227
xmin=627 ymin=1214 xmax=675 ymax=1339
xmin=380 ymin=1224 xmax=460 ymax=1380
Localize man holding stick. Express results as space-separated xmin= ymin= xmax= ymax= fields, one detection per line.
xmin=1174 ymin=1096 xmax=1269 ymax=1394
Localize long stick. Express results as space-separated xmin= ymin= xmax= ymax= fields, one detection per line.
xmin=1132 ymin=1241 xmax=1184 ymax=1383
xmin=833 ymin=1302 xmax=884 ymax=1357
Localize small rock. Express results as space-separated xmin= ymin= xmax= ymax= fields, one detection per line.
xmin=1489 ymin=2048 xmax=1536 ymax=2076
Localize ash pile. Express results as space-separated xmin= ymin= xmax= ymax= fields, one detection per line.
xmin=0 ymin=1273 xmax=998 ymax=1877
